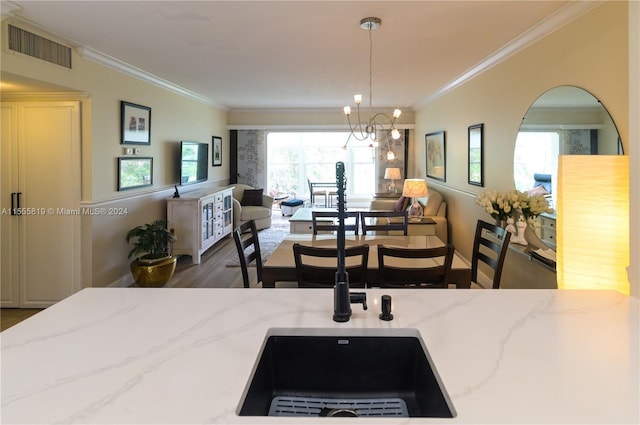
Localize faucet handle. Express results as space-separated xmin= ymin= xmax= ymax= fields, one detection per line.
xmin=349 ymin=292 xmax=367 ymax=310
xmin=379 ymin=295 xmax=393 ymax=321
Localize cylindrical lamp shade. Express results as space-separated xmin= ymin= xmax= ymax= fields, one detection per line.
xmin=402 ymin=179 xmax=429 ymax=197
xmin=384 ymin=168 xmax=402 ymax=180
xmin=557 ymin=155 xmax=629 ymax=294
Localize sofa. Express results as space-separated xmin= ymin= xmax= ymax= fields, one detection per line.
xmin=232 ymin=184 xmax=274 ymax=230
xmin=369 ymin=188 xmax=448 ymax=243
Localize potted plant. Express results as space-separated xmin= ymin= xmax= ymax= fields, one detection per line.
xmin=126 ymin=219 xmax=177 ymax=287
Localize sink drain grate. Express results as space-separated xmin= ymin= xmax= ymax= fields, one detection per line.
xmin=269 ymin=396 xmax=408 ymax=417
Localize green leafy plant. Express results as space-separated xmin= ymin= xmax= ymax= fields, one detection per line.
xmin=125 ymin=219 xmax=176 ymax=260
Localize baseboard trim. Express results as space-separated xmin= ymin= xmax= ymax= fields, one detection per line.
xmin=108 ymin=274 xmax=132 ymax=288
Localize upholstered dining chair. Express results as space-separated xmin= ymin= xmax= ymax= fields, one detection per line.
xmin=360 ymin=210 xmax=408 ymax=235
xmin=312 ymin=211 xmax=360 ymax=235
xmin=376 ymin=244 xmax=454 ymax=288
xmin=233 ymin=220 xmax=262 ymax=288
xmin=292 ymin=243 xmax=369 ymax=288
xmin=471 ymin=220 xmax=511 ymax=289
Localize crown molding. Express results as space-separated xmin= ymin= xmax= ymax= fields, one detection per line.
xmin=1 ymin=91 xmax=89 ymax=101
xmin=227 ymin=124 xmax=415 ymax=131
xmin=77 ymin=46 xmax=228 ymax=109
xmin=0 ymin=1 xmax=21 ymax=19
xmin=414 ymin=0 xmax=606 ymax=108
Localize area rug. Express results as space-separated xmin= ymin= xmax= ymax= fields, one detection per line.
xmin=226 ymin=221 xmax=289 ymax=267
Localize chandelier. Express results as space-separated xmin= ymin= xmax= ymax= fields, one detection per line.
xmin=343 ymin=17 xmax=401 ymax=160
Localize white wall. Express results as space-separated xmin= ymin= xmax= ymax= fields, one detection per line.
xmin=1 ymin=18 xmax=229 ymax=287
xmin=413 ymin=1 xmax=635 ymax=295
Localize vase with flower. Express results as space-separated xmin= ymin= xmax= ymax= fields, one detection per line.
xmin=475 ymin=190 xmax=520 ymax=228
xmin=519 ymin=192 xmax=554 ymax=222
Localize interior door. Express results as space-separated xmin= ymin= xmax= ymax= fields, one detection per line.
xmin=1 ymin=104 xmax=19 ymax=306
xmin=1 ymin=101 xmax=81 ymax=307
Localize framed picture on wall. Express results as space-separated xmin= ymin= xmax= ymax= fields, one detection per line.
xmin=212 ymin=136 xmax=222 ymax=166
xmin=121 ymin=101 xmax=151 ymax=145
xmin=117 ymin=157 xmax=153 ymax=190
xmin=426 ymin=131 xmax=446 ymax=181
xmin=468 ymin=123 xmax=484 ymax=186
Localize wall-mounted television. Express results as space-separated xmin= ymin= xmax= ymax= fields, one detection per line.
xmin=179 ymin=141 xmax=208 ymax=185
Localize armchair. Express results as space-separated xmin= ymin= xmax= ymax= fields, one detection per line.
xmin=232 ymin=184 xmax=273 ymax=231
xmin=369 ymin=188 xmax=448 ymax=243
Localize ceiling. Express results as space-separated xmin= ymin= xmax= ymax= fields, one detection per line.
xmin=2 ymin=1 xmax=596 ymax=110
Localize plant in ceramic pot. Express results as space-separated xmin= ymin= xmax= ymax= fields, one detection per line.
xmin=125 ymin=219 xmax=177 ymax=287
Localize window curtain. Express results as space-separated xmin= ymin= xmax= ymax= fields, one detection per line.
xmin=375 ymin=129 xmax=408 ymax=194
xmin=236 ymin=130 xmax=267 ymax=188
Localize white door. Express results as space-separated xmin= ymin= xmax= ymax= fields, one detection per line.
xmin=1 ymin=104 xmax=19 ymax=306
xmin=1 ymin=101 xmax=81 ymax=307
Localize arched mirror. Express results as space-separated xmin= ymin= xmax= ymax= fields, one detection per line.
xmin=513 ymin=86 xmax=622 ymax=249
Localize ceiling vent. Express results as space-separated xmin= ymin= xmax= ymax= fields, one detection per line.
xmin=7 ymin=24 xmax=72 ymax=69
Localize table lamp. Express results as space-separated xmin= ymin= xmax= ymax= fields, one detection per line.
xmin=383 ymin=167 xmax=402 ymax=194
xmin=402 ymin=178 xmax=429 ymax=221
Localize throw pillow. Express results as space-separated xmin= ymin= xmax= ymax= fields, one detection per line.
xmin=240 ymin=188 xmax=264 ymax=206
xmin=394 ymin=196 xmax=408 ymax=212
xmin=422 ymin=191 xmax=443 ymax=216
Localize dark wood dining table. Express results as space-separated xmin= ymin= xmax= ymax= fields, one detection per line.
xmin=261 ymin=234 xmax=471 ymax=288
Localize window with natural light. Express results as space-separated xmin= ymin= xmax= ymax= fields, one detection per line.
xmin=267 ymin=132 xmax=375 ymax=199
xmin=513 ymin=131 xmax=559 ymax=194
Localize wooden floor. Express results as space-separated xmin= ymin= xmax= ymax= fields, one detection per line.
xmin=158 ymin=210 xmax=291 ymax=289
xmin=1 ymin=210 xmax=291 ymax=331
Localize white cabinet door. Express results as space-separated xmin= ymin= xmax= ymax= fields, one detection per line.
xmin=1 ymin=105 xmax=19 ymax=306
xmin=1 ymin=102 xmax=81 ymax=307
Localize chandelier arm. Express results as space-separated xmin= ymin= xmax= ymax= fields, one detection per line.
xmin=369 ymin=112 xmax=399 ymax=127
xmin=346 ymin=113 xmax=372 ymax=142
xmin=355 ymin=103 xmax=368 ymax=136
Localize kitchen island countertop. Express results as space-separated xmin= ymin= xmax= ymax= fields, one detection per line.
xmin=1 ymin=288 xmax=638 ymax=424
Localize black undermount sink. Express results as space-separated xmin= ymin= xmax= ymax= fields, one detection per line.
xmin=237 ymin=328 xmax=456 ymax=418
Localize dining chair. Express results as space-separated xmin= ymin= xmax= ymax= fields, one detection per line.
xmin=471 ymin=220 xmax=511 ymax=289
xmin=292 ymin=243 xmax=369 ymax=288
xmin=376 ymin=244 xmax=454 ymax=288
xmin=360 ymin=210 xmax=408 ymax=235
xmin=233 ymin=220 xmax=262 ymax=288
xmin=312 ymin=211 xmax=360 ymax=235
xmin=307 ymin=178 xmax=327 ymax=208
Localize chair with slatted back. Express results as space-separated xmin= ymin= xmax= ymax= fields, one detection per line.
xmin=471 ymin=220 xmax=511 ymax=289
xmin=233 ymin=220 xmax=262 ymax=288
xmin=360 ymin=210 xmax=408 ymax=235
xmin=376 ymin=244 xmax=454 ymax=288
xmin=311 ymin=211 xmax=360 ymax=235
xmin=292 ymin=243 xmax=369 ymax=288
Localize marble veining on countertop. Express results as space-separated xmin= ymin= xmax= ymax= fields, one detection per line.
xmin=1 ymin=288 xmax=638 ymax=424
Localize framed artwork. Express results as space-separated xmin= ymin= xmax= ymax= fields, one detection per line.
xmin=426 ymin=131 xmax=446 ymax=181
xmin=117 ymin=157 xmax=153 ymax=190
xmin=212 ymin=135 xmax=222 ymax=166
xmin=468 ymin=123 xmax=484 ymax=186
xmin=121 ymin=101 xmax=151 ymax=145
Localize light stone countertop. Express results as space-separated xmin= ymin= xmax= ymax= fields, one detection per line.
xmin=1 ymin=288 xmax=638 ymax=424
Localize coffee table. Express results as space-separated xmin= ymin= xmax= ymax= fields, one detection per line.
xmin=289 ymin=207 xmax=334 ymax=234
